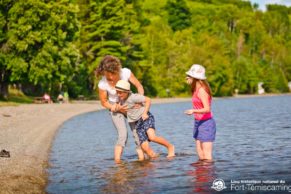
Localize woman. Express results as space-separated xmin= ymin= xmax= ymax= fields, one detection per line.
xmin=96 ymin=55 xmax=145 ymax=163
xmin=184 ymin=64 xmax=216 ymax=163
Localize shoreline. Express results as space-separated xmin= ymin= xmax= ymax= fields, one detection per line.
xmin=0 ymin=94 xmax=290 ymax=193
xmin=222 ymin=92 xmax=291 ymax=99
xmin=0 ymin=103 xmax=104 ymax=194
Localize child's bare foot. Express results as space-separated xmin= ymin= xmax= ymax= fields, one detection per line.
xmin=167 ymin=144 xmax=175 ymax=158
xmin=149 ymin=152 xmax=160 ymax=158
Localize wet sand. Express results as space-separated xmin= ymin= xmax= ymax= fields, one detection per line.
xmin=0 ymin=98 xmax=190 ymax=194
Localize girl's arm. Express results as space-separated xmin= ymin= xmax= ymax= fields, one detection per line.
xmin=185 ymin=88 xmax=211 ymax=115
xmin=129 ymin=72 xmax=144 ymax=95
xmin=142 ymin=96 xmax=151 ymax=120
xmin=195 ymin=88 xmax=211 ymax=113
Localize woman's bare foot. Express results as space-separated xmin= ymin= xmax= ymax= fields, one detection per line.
xmin=167 ymin=144 xmax=175 ymax=158
xmin=115 ymin=159 xmax=122 ymax=164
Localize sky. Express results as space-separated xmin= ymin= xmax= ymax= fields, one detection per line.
xmin=248 ymin=0 xmax=291 ymax=11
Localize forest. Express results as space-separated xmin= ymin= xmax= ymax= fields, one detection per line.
xmin=1 ymin=0 xmax=291 ymax=99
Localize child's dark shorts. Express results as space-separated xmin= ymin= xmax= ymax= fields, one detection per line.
xmin=193 ymin=118 xmax=216 ymax=142
xmin=135 ymin=112 xmax=155 ymax=145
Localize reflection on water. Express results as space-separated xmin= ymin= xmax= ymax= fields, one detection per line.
xmin=188 ymin=162 xmax=216 ymax=194
xmin=99 ymin=161 xmax=155 ymax=194
xmin=47 ymin=95 xmax=291 ymax=193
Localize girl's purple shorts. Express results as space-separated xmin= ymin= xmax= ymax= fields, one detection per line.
xmin=193 ymin=118 xmax=216 ymax=142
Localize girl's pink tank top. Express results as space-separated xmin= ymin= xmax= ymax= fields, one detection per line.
xmin=192 ymin=87 xmax=213 ymax=120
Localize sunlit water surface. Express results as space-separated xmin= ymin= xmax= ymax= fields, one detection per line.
xmin=47 ymin=95 xmax=291 ymax=193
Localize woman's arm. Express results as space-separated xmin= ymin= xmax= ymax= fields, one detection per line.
xmin=129 ymin=73 xmax=144 ymax=95
xmin=99 ymin=88 xmax=117 ymax=112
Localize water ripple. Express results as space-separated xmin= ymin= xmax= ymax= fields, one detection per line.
xmin=47 ymin=95 xmax=291 ymax=194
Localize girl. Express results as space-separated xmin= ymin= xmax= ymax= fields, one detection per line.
xmin=184 ymin=64 xmax=216 ymax=163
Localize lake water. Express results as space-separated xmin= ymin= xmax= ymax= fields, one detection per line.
xmin=47 ymin=95 xmax=291 ymax=194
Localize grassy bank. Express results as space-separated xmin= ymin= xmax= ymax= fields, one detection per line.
xmin=0 ymin=88 xmax=34 ymax=107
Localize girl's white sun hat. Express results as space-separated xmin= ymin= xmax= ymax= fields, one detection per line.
xmin=186 ymin=64 xmax=207 ymax=80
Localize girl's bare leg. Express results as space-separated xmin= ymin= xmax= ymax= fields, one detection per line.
xmin=196 ymin=140 xmax=204 ymax=160
xmin=136 ymin=148 xmax=145 ymax=161
xmin=147 ymin=128 xmax=175 ymax=157
xmin=141 ymin=141 xmax=159 ymax=158
xmin=202 ymin=142 xmax=213 ymax=161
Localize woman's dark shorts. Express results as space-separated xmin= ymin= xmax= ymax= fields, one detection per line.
xmin=135 ymin=112 xmax=155 ymax=145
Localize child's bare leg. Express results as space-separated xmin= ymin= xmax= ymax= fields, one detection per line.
xmin=129 ymin=124 xmax=145 ymax=161
xmin=136 ymin=148 xmax=145 ymax=161
xmin=141 ymin=141 xmax=159 ymax=158
xmin=147 ymin=128 xmax=175 ymax=157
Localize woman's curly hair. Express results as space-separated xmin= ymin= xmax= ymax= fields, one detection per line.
xmin=95 ymin=55 xmax=122 ymax=76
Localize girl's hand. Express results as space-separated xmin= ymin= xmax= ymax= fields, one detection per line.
xmin=186 ymin=76 xmax=193 ymax=85
xmin=133 ymin=103 xmax=143 ymax=109
xmin=184 ymin=109 xmax=195 ymax=115
xmin=142 ymin=113 xmax=149 ymax=120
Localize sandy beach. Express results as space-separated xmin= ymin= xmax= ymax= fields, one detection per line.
xmin=0 ymin=98 xmax=190 ymax=194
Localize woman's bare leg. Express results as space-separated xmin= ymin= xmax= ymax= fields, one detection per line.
xmin=114 ymin=145 xmax=123 ymax=164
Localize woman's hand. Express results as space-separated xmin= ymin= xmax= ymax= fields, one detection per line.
xmin=110 ymin=103 xmax=117 ymax=112
xmin=142 ymin=113 xmax=149 ymax=120
xmin=184 ymin=109 xmax=195 ymax=115
xmin=116 ymin=103 xmax=128 ymax=114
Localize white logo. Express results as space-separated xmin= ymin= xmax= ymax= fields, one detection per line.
xmin=211 ymin=179 xmax=227 ymax=191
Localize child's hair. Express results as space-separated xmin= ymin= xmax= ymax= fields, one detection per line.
xmin=191 ymin=78 xmax=212 ymax=97
xmin=95 ymin=55 xmax=122 ymax=76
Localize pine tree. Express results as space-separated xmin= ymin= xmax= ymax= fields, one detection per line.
xmin=165 ymin=0 xmax=191 ymax=31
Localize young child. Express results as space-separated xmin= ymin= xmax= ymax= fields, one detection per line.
xmin=115 ymin=80 xmax=175 ymax=158
xmin=184 ymin=64 xmax=216 ymax=163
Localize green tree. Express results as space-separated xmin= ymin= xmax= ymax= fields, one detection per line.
xmin=0 ymin=0 xmax=80 ymax=98
xmin=2 ymin=0 xmax=291 ymax=99
xmin=84 ymin=0 xmax=132 ymax=69
xmin=80 ymin=0 xmax=144 ymax=96
xmin=165 ymin=0 xmax=191 ymax=31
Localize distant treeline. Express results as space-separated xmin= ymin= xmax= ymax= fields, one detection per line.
xmin=1 ymin=0 xmax=290 ymax=99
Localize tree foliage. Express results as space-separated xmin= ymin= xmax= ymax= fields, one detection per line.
xmin=1 ymin=0 xmax=291 ymax=99
xmin=165 ymin=0 xmax=192 ymax=31
xmin=1 ymin=0 xmax=79 ymax=98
